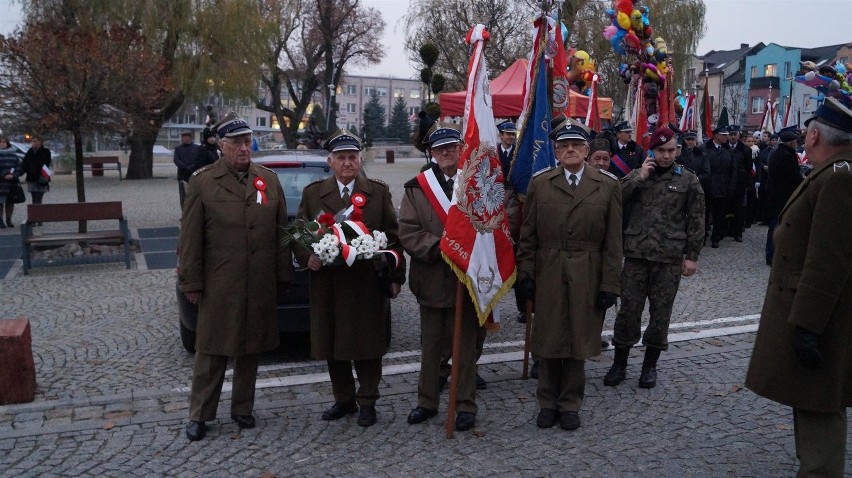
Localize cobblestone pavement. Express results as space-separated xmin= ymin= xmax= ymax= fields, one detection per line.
xmin=0 ymin=157 xmax=850 ymax=476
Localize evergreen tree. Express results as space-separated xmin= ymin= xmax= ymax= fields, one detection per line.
xmin=361 ymin=93 xmax=386 ymax=149
xmin=387 ymin=96 xmax=412 ymax=144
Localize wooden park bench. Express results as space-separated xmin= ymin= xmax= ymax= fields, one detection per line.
xmin=82 ymin=156 xmax=122 ymax=180
xmin=20 ymin=201 xmax=132 ymax=275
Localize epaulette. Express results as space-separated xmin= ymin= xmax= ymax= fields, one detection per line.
xmin=304 ymin=177 xmax=326 ymax=188
xmin=832 ymin=161 xmax=851 ymax=172
xmin=191 ymin=166 xmax=212 ymax=177
xmin=255 ymin=163 xmax=275 ymax=173
xmin=367 ymin=177 xmax=389 ymax=188
xmin=597 ymin=169 xmax=618 ymax=181
xmin=533 ymin=166 xmax=556 ymax=178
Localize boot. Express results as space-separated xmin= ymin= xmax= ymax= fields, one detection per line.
xmin=603 ymin=346 xmax=630 ymax=386
xmin=639 ymin=347 xmax=661 ymax=389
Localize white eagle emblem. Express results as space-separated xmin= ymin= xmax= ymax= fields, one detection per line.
xmin=457 ymin=144 xmax=505 ymax=234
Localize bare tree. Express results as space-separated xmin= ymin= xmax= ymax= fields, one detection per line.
xmin=723 ymin=82 xmax=747 ymax=126
xmin=256 ymin=0 xmax=384 ymax=148
xmin=403 ymin=0 xmax=534 ymax=91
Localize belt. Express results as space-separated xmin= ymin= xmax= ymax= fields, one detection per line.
xmin=538 ymin=240 xmax=602 ymax=252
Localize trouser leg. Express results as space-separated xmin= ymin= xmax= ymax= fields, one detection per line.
xmin=454 ymin=303 xmax=480 ymax=414
xmin=536 ymin=358 xmax=561 ymax=410
xmin=612 ymin=258 xmax=649 ymax=348
xmin=188 ymin=352 xmax=228 ymax=422
xmin=353 ymin=358 xmax=382 ymax=407
xmin=230 ymin=354 xmax=259 ymax=416
xmin=178 ymin=181 xmax=186 ymax=210
xmin=327 ymin=359 xmax=356 ymax=404
xmin=731 ymin=191 xmax=744 ymax=237
xmin=31 ymin=191 xmax=44 ymax=205
xmin=793 ymin=407 xmax=847 ymax=478
xmin=418 ymin=306 xmax=448 ymax=410
xmin=556 ymin=359 xmax=585 ymax=413
xmin=711 ymin=197 xmax=728 ymax=242
xmin=641 ymin=261 xmax=682 ymax=350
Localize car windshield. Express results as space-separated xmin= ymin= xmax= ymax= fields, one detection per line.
xmin=274 ymin=166 xmax=330 ymax=218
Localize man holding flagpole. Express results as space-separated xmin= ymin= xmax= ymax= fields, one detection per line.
xmin=518 ymin=115 xmax=622 ymax=431
xmin=399 ymin=123 xmax=484 ymax=432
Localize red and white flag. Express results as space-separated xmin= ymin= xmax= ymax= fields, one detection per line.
xmin=41 ymin=165 xmax=52 ymax=180
xmin=440 ymin=24 xmax=516 ymax=326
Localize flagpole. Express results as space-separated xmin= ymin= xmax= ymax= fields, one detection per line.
xmin=445 ymin=280 xmax=465 ymax=439
xmin=522 ymin=299 xmax=533 ymax=379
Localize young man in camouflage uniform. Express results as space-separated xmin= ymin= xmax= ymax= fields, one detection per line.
xmin=604 ymin=126 xmax=705 ymax=389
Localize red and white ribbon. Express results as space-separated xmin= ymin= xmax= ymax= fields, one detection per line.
xmin=331 ymin=220 xmax=369 ymax=266
xmin=254 ymin=177 xmax=267 ymax=205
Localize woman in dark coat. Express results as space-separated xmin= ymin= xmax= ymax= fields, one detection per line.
xmin=21 ymin=136 xmax=51 ymax=205
xmin=0 ymin=137 xmax=22 ymax=228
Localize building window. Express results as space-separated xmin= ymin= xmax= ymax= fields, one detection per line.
xmin=376 ymin=87 xmax=388 ymax=97
xmin=393 ymin=88 xmax=405 ymax=98
xmin=346 ymin=103 xmax=357 ymax=113
xmin=346 ymin=123 xmax=357 ymax=131
xmin=784 ymin=61 xmax=791 ymax=78
xmin=764 ymin=64 xmax=777 ymax=77
xmin=365 ymin=86 xmax=377 ymax=96
xmin=256 ymin=117 xmax=266 ymax=127
xmin=840 ymin=56 xmax=848 ymax=65
xmin=752 ymin=96 xmax=764 ymax=114
xmin=410 ymin=89 xmax=421 ymax=99
xmin=750 ymin=66 xmax=757 ymax=79
xmin=346 ymin=85 xmax=357 ymax=95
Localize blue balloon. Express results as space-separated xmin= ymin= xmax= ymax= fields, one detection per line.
xmin=561 ymin=22 xmax=569 ymax=42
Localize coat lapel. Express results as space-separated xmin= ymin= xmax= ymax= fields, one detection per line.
xmin=319 ymin=176 xmax=344 ymax=214
xmin=779 ymin=153 xmax=845 ymax=218
xmin=211 ymin=160 xmax=243 ymax=198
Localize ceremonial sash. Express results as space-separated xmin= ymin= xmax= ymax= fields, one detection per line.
xmin=415 ymin=168 xmax=450 ymax=225
xmin=610 ymin=152 xmax=632 ymax=175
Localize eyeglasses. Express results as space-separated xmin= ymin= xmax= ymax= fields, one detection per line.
xmin=432 ymin=145 xmax=459 ymax=155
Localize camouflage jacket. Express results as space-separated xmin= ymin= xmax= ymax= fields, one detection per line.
xmin=621 ymin=165 xmax=705 ymax=264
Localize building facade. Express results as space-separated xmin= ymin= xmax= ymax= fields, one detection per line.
xmin=335 ymin=76 xmax=423 ymax=135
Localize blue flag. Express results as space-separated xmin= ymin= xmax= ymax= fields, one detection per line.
xmin=509 ymin=51 xmax=554 ymax=195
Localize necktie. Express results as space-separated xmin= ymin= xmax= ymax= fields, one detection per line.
xmin=445 ymin=178 xmax=454 ymax=199
xmin=341 ymin=186 xmax=350 ymax=205
xmin=569 ymin=174 xmax=578 ymax=192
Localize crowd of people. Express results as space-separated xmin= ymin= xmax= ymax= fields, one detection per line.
xmin=174 ymin=105 xmax=851 ymax=477
xmin=0 ymin=135 xmax=52 ymax=228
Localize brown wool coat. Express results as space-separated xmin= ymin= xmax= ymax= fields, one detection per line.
xmin=179 ymin=159 xmax=293 ymax=356
xmin=518 ymin=166 xmax=623 ymax=360
xmin=745 ymin=152 xmax=852 ymax=412
xmin=295 ymin=175 xmax=405 ymax=361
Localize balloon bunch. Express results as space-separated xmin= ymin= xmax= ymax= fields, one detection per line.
xmin=567 ymin=50 xmax=598 ymax=95
xmin=796 ymin=60 xmax=852 ymax=108
xmin=603 ymin=1 xmax=669 ymax=88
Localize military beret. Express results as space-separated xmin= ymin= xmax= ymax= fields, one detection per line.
xmin=648 ymin=126 xmax=676 ymax=150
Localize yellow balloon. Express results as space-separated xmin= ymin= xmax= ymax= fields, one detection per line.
xmin=617 ymin=12 xmax=630 ymax=30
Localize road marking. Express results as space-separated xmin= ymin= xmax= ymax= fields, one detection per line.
xmin=187 ymin=315 xmax=760 ymax=394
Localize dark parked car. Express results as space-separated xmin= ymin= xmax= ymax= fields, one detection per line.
xmin=176 ymin=155 xmax=332 ymax=353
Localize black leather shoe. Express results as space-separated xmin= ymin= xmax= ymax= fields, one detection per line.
xmin=639 ymin=366 xmax=657 ymax=389
xmin=455 ymin=411 xmax=476 ymax=431
xmin=231 ymin=414 xmax=255 ymax=429
xmin=357 ymin=405 xmax=377 ymax=427
xmin=711 ymin=241 xmax=719 ymax=248
xmin=516 ymin=312 xmax=526 ymax=323
xmin=734 ymin=236 xmax=743 ymax=243
xmin=185 ymin=421 xmax=207 ymax=441
xmin=438 ymin=376 xmax=448 ymax=393
xmin=321 ymin=401 xmax=358 ymax=421
xmin=529 ymin=360 xmax=539 ymax=379
xmin=407 ymin=406 xmax=438 ymax=424
xmin=6 ymin=221 xmax=13 ymax=228
xmin=475 ymin=373 xmax=487 ymax=390
xmin=603 ymin=364 xmax=626 ymax=386
xmin=559 ymin=411 xmax=580 ymax=431
xmin=536 ymin=408 xmax=557 ymax=428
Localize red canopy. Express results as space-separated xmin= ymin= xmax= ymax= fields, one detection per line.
xmin=438 ymin=58 xmax=612 ymax=120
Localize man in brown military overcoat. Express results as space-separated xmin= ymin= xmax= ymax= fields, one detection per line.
xmin=295 ymin=130 xmax=406 ymax=428
xmin=746 ymin=98 xmax=852 ymax=477
xmin=604 ymin=126 xmax=705 ymax=389
xmin=179 ymin=115 xmax=293 ymax=441
xmin=518 ymin=116 xmax=623 ymax=431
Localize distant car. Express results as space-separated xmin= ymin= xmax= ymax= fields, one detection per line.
xmin=176 ymin=156 xmax=333 ymax=353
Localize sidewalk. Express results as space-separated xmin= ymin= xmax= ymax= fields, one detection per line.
xmin=0 ymin=155 xmax=849 ymax=476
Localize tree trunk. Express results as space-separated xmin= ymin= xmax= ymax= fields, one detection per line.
xmin=126 ymin=129 xmax=157 ymax=179
xmin=73 ymin=130 xmax=87 ymax=233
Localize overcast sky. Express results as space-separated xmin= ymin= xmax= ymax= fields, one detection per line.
xmin=1 ymin=0 xmax=849 ymax=79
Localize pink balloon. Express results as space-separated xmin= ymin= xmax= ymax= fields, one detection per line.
xmin=603 ymin=25 xmax=618 ymax=40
